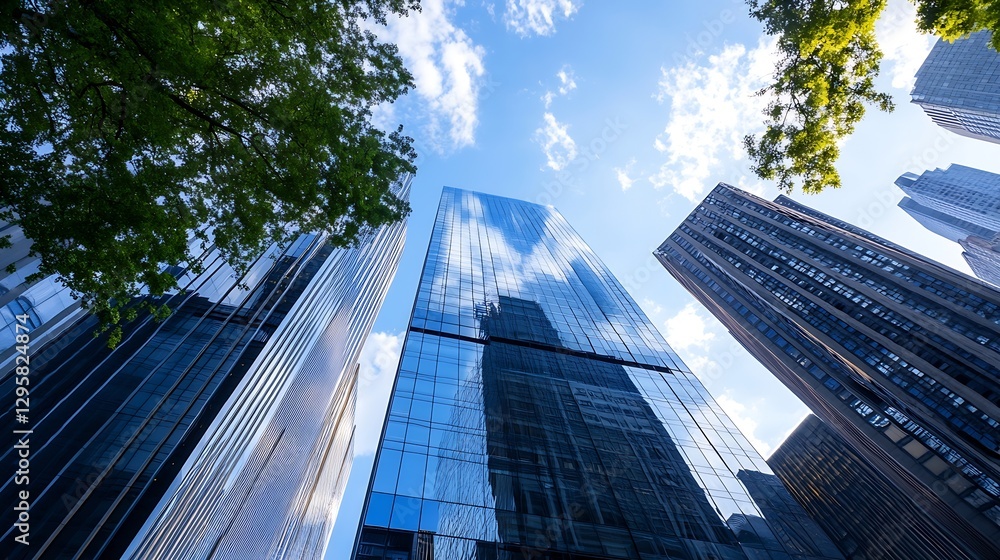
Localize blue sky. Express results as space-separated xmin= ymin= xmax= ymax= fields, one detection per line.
xmin=326 ymin=0 xmax=1000 ymax=555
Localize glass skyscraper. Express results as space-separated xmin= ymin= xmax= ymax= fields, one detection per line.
xmin=769 ymin=415 xmax=978 ymax=560
xmin=0 ymin=220 xmax=88 ymax=370
xmin=896 ymin=164 xmax=1000 ymax=287
xmin=897 ymin=197 xmax=997 ymax=244
xmin=896 ymin=165 xmax=1000 ymax=236
xmin=353 ymin=187 xmax=843 ymax=559
xmin=960 ymin=236 xmax=1000 ymax=288
xmin=911 ymin=31 xmax=1000 ymax=144
xmin=0 ymin=179 xmax=408 ymax=559
xmin=656 ymin=183 xmax=1000 ymax=558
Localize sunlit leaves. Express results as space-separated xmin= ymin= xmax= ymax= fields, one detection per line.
xmin=1 ymin=0 xmax=419 ymax=345
xmin=745 ymin=0 xmax=1000 ymax=194
xmin=745 ymin=0 xmax=891 ymax=194
xmin=915 ymin=0 xmax=1000 ymax=49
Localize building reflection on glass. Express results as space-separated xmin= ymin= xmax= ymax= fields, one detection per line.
xmin=734 ymin=470 xmax=844 ymax=559
xmin=0 ymin=177 xmax=409 ymax=559
xmin=354 ymin=187 xmax=843 ymax=560
xmin=478 ymin=296 xmax=735 ymax=557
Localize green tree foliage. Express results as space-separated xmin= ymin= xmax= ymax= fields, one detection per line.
xmin=746 ymin=0 xmax=1000 ymax=194
xmin=914 ymin=0 xmax=1000 ymax=48
xmin=745 ymin=0 xmax=892 ymax=194
xmin=1 ymin=0 xmax=419 ymax=345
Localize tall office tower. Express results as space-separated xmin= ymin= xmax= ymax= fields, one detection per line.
xmin=896 ymin=165 xmax=1000 ymax=237
xmin=352 ymin=187 xmax=843 ymax=560
xmin=897 ymin=197 xmax=997 ymax=244
xmin=960 ymin=236 xmax=1000 ymax=287
xmin=0 ymin=220 xmax=88 ymax=368
xmin=911 ymin=31 xmax=1000 ymax=144
xmin=896 ymin=165 xmax=1000 ymax=287
xmin=770 ymin=415 xmax=977 ymax=560
xmin=655 ymin=183 xmax=1000 ymax=558
xmin=0 ymin=179 xmax=408 ymax=559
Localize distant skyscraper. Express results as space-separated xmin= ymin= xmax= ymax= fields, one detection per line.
xmin=0 ymin=179 xmax=408 ymax=559
xmin=896 ymin=164 xmax=1000 ymax=287
xmin=732 ymin=469 xmax=844 ymax=559
xmin=896 ymin=165 xmax=1000 ymax=235
xmin=911 ymin=31 xmax=1000 ymax=143
xmin=961 ymin=236 xmax=1000 ymax=287
xmin=897 ymin=197 xmax=997 ymax=244
xmin=655 ymin=183 xmax=1000 ymax=558
xmin=352 ymin=187 xmax=843 ymax=559
xmin=770 ymin=415 xmax=978 ymax=559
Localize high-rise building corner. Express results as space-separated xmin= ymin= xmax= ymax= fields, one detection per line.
xmin=352 ymin=186 xmax=844 ymax=560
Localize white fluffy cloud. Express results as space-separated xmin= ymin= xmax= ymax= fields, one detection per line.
xmin=663 ymin=302 xmax=716 ymax=351
xmin=535 ymin=112 xmax=578 ymax=170
xmin=733 ymin=175 xmax=767 ymax=197
xmin=542 ymin=64 xmax=578 ymax=107
xmin=716 ymin=393 xmax=773 ymax=456
xmin=505 ymin=0 xmax=581 ymax=36
xmin=684 ymin=354 xmax=715 ymax=379
xmin=641 ymin=297 xmax=663 ymax=317
xmin=877 ymin=0 xmax=936 ymax=90
xmin=650 ymin=38 xmax=779 ymax=201
xmin=556 ymin=66 xmax=577 ymax=94
xmin=382 ymin=0 xmax=486 ymax=149
xmin=614 ymin=158 xmax=637 ymax=191
xmin=354 ymin=331 xmax=403 ymax=457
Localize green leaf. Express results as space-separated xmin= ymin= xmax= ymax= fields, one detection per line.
xmin=745 ymin=0 xmax=1000 ymax=194
xmin=745 ymin=0 xmax=891 ymax=194
xmin=2 ymin=0 xmax=419 ymax=347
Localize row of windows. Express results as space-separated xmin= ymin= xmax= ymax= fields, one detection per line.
xmin=682 ymin=222 xmax=1000 ymax=444
xmin=360 ymin=189 xmax=844 ymax=558
xmin=714 ymin=190 xmax=1000 ymax=325
xmin=770 ymin=419 xmax=982 ymax=559
xmin=422 ymin=189 xmax=683 ymax=371
xmin=660 ymin=232 xmax=1000 ymax=509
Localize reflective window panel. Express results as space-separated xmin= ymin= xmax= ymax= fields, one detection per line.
xmin=0 ymin=178 xmax=409 ymax=559
xmin=353 ymin=187 xmax=843 ymax=560
xmin=910 ymin=31 xmax=1000 ymax=144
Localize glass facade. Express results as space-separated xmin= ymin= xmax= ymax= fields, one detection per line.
xmin=655 ymin=183 xmax=1000 ymax=558
xmin=897 ymin=197 xmax=997 ymax=244
xmin=0 ymin=178 xmax=408 ymax=559
xmin=770 ymin=415 xmax=978 ymax=560
xmin=730 ymin=470 xmax=842 ymax=560
xmin=911 ymin=31 xmax=1000 ymax=144
xmin=896 ymin=165 xmax=1000 ymax=236
xmin=960 ymin=236 xmax=1000 ymax=289
xmin=896 ymin=165 xmax=1000 ymax=288
xmin=0 ymin=220 xmax=88 ymax=371
xmin=353 ymin=187 xmax=843 ymax=559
